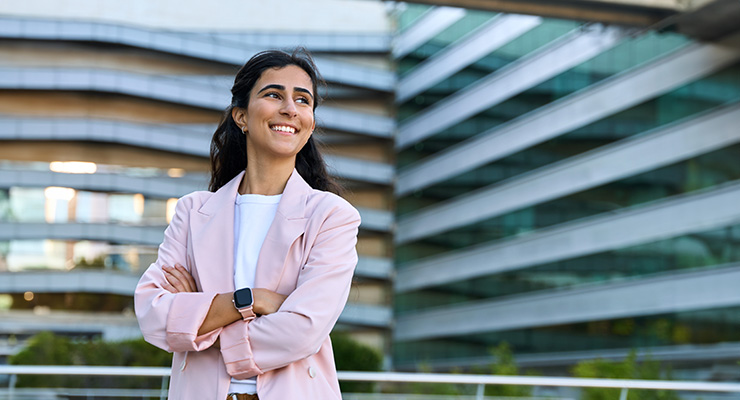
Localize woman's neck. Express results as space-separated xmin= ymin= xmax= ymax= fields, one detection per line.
xmin=238 ymin=157 xmax=295 ymax=195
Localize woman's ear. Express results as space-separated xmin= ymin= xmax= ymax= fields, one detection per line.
xmin=232 ymin=107 xmax=248 ymax=132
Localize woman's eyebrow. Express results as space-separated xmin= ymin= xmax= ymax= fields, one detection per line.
xmin=258 ymin=84 xmax=285 ymax=94
xmin=295 ymin=87 xmax=314 ymax=99
xmin=258 ymin=84 xmax=314 ymax=99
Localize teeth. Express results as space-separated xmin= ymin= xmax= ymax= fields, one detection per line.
xmin=271 ymin=125 xmax=295 ymax=134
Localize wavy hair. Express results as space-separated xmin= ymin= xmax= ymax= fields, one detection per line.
xmin=208 ymin=48 xmax=341 ymax=194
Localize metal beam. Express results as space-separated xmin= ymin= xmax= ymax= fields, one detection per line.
xmin=395 ymin=342 xmax=740 ymax=370
xmin=401 ymin=0 xmax=678 ymax=27
xmin=0 ymin=17 xmax=394 ymax=91
xmin=0 ymin=222 xmax=166 ymax=246
xmin=396 ymin=179 xmax=740 ymax=293
xmin=393 ymin=6 xmax=467 ymax=59
xmin=0 ymin=117 xmax=394 ymax=185
xmin=0 ymin=169 xmax=206 ymax=199
xmin=396 ymin=14 xmax=541 ymax=103
xmin=396 ymin=33 xmax=740 ymax=195
xmin=396 ymin=102 xmax=740 ymax=244
xmin=0 ymin=222 xmax=391 ymax=279
xmin=395 ymin=264 xmax=740 ymax=341
xmin=0 ymin=68 xmax=395 ymax=139
xmin=396 ymin=24 xmax=626 ymax=150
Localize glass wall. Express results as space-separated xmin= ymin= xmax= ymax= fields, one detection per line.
xmin=394 ymin=306 xmax=740 ymax=367
xmin=0 ymin=239 xmax=157 ymax=273
xmin=394 ymin=5 xmax=740 ymax=371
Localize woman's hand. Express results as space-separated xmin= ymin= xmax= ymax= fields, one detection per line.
xmin=253 ymin=289 xmax=288 ymax=316
xmin=162 ymin=263 xmax=198 ymax=293
xmin=162 ymin=263 xmax=287 ymax=317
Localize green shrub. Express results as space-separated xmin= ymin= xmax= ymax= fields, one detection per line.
xmin=331 ymin=332 xmax=383 ymax=392
xmin=9 ymin=331 xmax=170 ymax=388
xmin=571 ymin=350 xmax=679 ymax=400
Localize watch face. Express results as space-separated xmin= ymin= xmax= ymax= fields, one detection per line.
xmin=234 ymin=288 xmax=253 ymax=308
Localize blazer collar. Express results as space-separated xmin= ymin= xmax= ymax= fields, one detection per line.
xmin=192 ymin=168 xmax=311 ymax=293
xmin=198 ymin=168 xmax=311 ymax=220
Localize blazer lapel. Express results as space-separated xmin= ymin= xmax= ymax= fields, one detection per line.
xmin=190 ymin=171 xmax=244 ymax=293
xmin=254 ymin=169 xmax=310 ymax=291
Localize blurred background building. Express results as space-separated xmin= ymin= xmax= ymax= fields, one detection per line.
xmin=0 ymin=0 xmax=394 ymax=365
xmin=2 ymin=0 xmax=740 ymax=383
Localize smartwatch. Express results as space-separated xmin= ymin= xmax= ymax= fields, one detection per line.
xmin=233 ymin=287 xmax=256 ymax=321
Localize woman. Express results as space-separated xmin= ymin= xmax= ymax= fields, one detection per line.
xmin=134 ymin=49 xmax=361 ymax=400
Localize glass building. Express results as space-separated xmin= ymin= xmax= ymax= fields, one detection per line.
xmin=392 ymin=4 xmax=740 ymax=376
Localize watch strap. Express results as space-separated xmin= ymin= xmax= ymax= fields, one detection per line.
xmin=237 ymin=304 xmax=256 ymax=321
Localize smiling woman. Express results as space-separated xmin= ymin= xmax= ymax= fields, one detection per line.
xmin=134 ymin=49 xmax=361 ymax=400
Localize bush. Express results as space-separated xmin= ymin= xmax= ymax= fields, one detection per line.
xmin=571 ymin=350 xmax=679 ymax=400
xmin=484 ymin=342 xmax=532 ymax=397
xmin=9 ymin=331 xmax=171 ymax=388
xmin=13 ymin=331 xmax=384 ymax=393
xmin=331 ymin=332 xmax=383 ymax=392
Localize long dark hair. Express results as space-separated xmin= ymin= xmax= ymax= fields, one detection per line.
xmin=209 ymin=48 xmax=341 ymax=194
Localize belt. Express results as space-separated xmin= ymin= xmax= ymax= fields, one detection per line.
xmin=227 ymin=394 xmax=258 ymax=400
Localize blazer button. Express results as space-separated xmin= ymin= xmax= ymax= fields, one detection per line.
xmin=308 ymin=367 xmax=316 ymax=378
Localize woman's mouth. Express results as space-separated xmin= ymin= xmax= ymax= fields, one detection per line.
xmin=270 ymin=124 xmax=296 ymax=135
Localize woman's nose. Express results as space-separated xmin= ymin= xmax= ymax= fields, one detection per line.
xmin=280 ymin=99 xmax=298 ymax=117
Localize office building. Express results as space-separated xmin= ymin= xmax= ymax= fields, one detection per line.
xmin=392 ymin=3 xmax=740 ymax=377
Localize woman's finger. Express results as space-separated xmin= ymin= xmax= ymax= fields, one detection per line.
xmin=163 ymin=266 xmax=188 ymax=292
xmin=162 ymin=280 xmax=178 ymax=293
xmin=174 ymin=264 xmax=197 ymax=292
xmin=172 ymin=265 xmax=195 ymax=292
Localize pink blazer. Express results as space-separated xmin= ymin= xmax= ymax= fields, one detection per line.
xmin=134 ymin=169 xmax=361 ymax=400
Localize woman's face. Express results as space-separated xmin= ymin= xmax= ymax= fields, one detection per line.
xmin=239 ymin=65 xmax=316 ymax=161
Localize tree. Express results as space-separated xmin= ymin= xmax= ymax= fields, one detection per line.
xmin=330 ymin=332 xmax=383 ymax=392
xmin=571 ymin=350 xmax=679 ymax=400
xmin=9 ymin=331 xmax=170 ymax=389
xmin=484 ymin=342 xmax=532 ymax=397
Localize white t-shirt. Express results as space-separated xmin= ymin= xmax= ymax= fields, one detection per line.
xmin=229 ymin=192 xmax=281 ymax=394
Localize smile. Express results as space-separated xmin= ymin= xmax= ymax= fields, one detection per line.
xmin=270 ymin=125 xmax=296 ymax=134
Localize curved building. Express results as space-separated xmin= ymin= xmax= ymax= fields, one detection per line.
xmin=0 ymin=0 xmax=394 ymax=360
xmin=392 ymin=3 xmax=740 ymax=376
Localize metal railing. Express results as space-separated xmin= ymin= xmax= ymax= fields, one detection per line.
xmin=2 ymin=365 xmax=740 ymax=399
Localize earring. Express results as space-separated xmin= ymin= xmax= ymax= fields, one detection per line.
xmin=241 ymin=126 xmax=247 ymax=135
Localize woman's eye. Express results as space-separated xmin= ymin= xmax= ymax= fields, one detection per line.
xmin=266 ymin=92 xmax=280 ymax=99
xmin=296 ymin=97 xmax=310 ymax=105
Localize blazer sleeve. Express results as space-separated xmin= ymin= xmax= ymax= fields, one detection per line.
xmin=134 ymin=194 xmax=222 ymax=353
xmin=218 ymin=201 xmax=360 ymax=378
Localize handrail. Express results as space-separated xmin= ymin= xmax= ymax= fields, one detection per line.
xmin=2 ymin=366 xmax=740 ymax=393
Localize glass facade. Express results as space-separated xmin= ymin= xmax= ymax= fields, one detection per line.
xmin=394 ymin=7 xmax=740 ymax=372
xmin=395 ymin=305 xmax=740 ymax=367
xmin=1 ymin=239 xmax=157 ymax=273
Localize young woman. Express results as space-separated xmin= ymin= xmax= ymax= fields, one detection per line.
xmin=134 ymin=49 xmax=361 ymax=400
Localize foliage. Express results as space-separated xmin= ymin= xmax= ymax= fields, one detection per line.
xmin=13 ymin=331 xmax=384 ymax=392
xmin=571 ymin=350 xmax=679 ymax=400
xmin=406 ymin=363 xmax=469 ymax=395
xmin=331 ymin=332 xmax=383 ymax=393
xmin=405 ymin=342 xmax=533 ymax=396
xmin=484 ymin=342 xmax=532 ymax=397
xmin=9 ymin=331 xmax=171 ymax=388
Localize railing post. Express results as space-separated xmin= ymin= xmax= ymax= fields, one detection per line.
xmin=9 ymin=374 xmax=16 ymax=400
xmin=619 ymin=387 xmax=628 ymax=400
xmin=160 ymin=375 xmax=169 ymax=400
xmin=476 ymin=383 xmax=485 ymax=400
